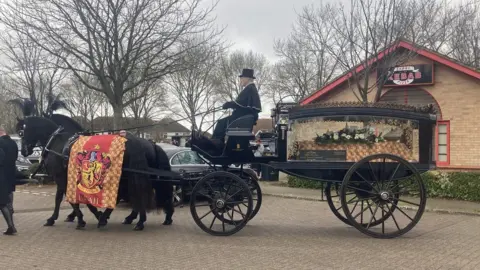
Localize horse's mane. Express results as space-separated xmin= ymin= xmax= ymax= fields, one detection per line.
xmin=50 ymin=114 xmax=84 ymax=132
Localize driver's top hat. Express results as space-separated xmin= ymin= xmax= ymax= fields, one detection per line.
xmin=239 ymin=68 xmax=255 ymax=79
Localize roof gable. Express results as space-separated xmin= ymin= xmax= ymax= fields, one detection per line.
xmin=301 ymin=40 xmax=480 ymax=105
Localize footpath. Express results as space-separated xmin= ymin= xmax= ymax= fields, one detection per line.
xmin=259 ymin=181 xmax=480 ymax=216
xmin=12 ymin=181 xmax=480 ymax=216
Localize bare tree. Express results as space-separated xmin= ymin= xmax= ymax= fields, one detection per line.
xmin=448 ymin=1 xmax=480 ymax=69
xmin=268 ymin=11 xmax=340 ymax=103
xmin=299 ymin=0 xmax=457 ymax=103
xmin=124 ymin=78 xmax=166 ymax=120
xmin=0 ymin=76 xmax=21 ymax=133
xmin=214 ymin=50 xmax=270 ymax=102
xmin=165 ymin=37 xmax=225 ymax=131
xmin=0 ymin=28 xmax=67 ymax=115
xmin=61 ymin=74 xmax=105 ymax=130
xmin=0 ymin=0 xmax=222 ymax=128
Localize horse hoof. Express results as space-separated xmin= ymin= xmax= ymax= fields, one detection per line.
xmin=97 ymin=221 xmax=108 ymax=229
xmin=133 ymin=224 xmax=144 ymax=231
xmin=44 ymin=219 xmax=55 ymax=226
xmin=76 ymin=222 xmax=86 ymax=230
xmin=64 ymin=216 xmax=75 ymax=222
xmin=162 ymin=219 xmax=173 ymax=226
xmin=122 ymin=219 xmax=133 ymax=225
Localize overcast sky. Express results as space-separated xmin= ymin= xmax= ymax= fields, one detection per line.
xmin=211 ymin=0 xmax=324 ymax=62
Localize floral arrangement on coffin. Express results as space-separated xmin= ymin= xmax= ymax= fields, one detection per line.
xmin=314 ymin=127 xmax=385 ymax=146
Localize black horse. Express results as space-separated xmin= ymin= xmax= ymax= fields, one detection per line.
xmin=14 ymin=105 xmax=174 ymax=230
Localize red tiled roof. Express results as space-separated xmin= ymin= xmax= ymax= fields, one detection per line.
xmin=301 ymin=40 xmax=480 ymax=105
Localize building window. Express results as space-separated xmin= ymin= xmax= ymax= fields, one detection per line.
xmin=436 ymin=121 xmax=450 ymax=165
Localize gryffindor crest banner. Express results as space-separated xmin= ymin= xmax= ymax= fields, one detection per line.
xmin=66 ymin=134 xmax=127 ymax=209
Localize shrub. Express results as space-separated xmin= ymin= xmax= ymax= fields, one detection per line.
xmin=287 ymin=170 xmax=480 ymax=202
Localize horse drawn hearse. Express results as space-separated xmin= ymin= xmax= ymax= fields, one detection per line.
xmin=13 ymin=99 xmax=436 ymax=239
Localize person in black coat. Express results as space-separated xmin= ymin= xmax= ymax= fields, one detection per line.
xmin=0 ymin=147 xmax=16 ymax=235
xmin=0 ymin=127 xmax=18 ymax=215
xmin=212 ymin=68 xmax=262 ymax=143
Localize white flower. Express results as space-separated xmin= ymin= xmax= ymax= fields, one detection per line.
xmin=346 ymin=135 xmax=352 ymax=139
xmin=333 ymin=133 xmax=339 ymax=140
xmin=354 ymin=134 xmax=359 ymax=139
xmin=358 ymin=134 xmax=365 ymax=139
xmin=375 ymin=138 xmax=378 ymax=143
xmin=341 ymin=133 xmax=347 ymax=137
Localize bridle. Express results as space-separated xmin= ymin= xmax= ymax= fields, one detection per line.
xmin=19 ymin=125 xmax=67 ymax=178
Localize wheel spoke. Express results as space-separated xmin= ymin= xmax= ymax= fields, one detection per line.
xmin=385 ymin=203 xmax=401 ymax=231
xmin=395 ymin=198 xmax=421 ymax=207
xmin=366 ymin=203 xmax=379 ymax=229
xmin=366 ymin=200 xmax=378 ymax=224
xmin=355 ymin=171 xmax=378 ymax=192
xmin=353 ymin=202 xmax=371 ymax=220
xmin=350 ymin=200 xmax=359 ymax=215
xmin=221 ymin=213 xmax=226 ymax=232
xmin=197 ymin=192 xmax=214 ymax=200
xmin=226 ymin=210 xmax=237 ymax=225
xmin=388 ymin=200 xmax=414 ymax=221
xmin=194 ymin=203 xmax=213 ymax=207
xmin=199 ymin=209 xmax=213 ymax=220
xmin=330 ymin=192 xmax=355 ymax=199
xmin=381 ymin=204 xmax=385 ymax=234
xmin=232 ymin=206 xmax=246 ymax=219
xmin=209 ymin=215 xmax=217 ymax=229
xmin=346 ymin=185 xmax=377 ymax=195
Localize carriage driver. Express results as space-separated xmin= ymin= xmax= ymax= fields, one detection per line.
xmin=212 ymin=68 xmax=262 ymax=143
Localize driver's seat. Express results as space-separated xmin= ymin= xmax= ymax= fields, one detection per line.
xmin=192 ymin=114 xmax=257 ymax=158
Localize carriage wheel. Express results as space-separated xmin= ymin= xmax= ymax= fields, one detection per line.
xmin=213 ymin=175 xmax=263 ymax=225
xmin=190 ymin=171 xmax=253 ymax=236
xmin=325 ymin=182 xmax=399 ymax=227
xmin=340 ymin=154 xmax=426 ymax=239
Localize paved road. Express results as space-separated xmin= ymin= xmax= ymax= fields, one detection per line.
xmin=2 ymin=187 xmax=480 ymax=269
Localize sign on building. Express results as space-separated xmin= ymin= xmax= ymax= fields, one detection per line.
xmin=378 ymin=64 xmax=434 ymax=87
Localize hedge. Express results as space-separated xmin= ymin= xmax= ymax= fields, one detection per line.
xmin=287 ymin=170 xmax=480 ymax=202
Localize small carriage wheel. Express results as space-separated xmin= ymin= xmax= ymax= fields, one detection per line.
xmin=325 ymin=182 xmax=399 ymax=227
xmin=213 ymin=174 xmax=263 ymax=225
xmin=190 ymin=171 xmax=253 ymax=236
xmin=340 ymin=153 xmax=426 ymax=239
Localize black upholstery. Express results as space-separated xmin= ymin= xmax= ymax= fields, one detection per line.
xmin=226 ymin=114 xmax=257 ymax=133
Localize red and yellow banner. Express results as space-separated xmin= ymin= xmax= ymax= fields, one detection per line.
xmin=66 ymin=134 xmax=127 ymax=209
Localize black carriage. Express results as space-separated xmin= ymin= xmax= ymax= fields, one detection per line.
xmin=188 ymin=102 xmax=437 ymax=239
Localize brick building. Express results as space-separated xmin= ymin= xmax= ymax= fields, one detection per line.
xmin=300 ymin=40 xmax=480 ymax=170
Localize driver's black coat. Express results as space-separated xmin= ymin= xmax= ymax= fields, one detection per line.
xmin=212 ymin=83 xmax=261 ymax=140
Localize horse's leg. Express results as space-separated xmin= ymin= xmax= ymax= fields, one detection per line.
xmin=64 ymin=210 xmax=76 ymax=222
xmin=86 ymin=204 xmax=103 ymax=221
xmin=122 ymin=210 xmax=138 ymax=225
xmin=134 ymin=210 xmax=146 ymax=231
xmin=98 ymin=208 xmax=113 ymax=228
xmin=72 ymin=203 xmax=86 ymax=229
xmin=45 ymin=186 xmax=66 ymax=226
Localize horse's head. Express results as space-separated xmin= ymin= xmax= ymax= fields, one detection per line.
xmin=16 ymin=116 xmax=59 ymax=157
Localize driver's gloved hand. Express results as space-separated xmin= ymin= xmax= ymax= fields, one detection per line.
xmin=222 ymin=101 xmax=235 ymax=109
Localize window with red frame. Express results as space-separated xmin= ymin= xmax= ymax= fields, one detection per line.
xmin=437 ymin=121 xmax=450 ymax=165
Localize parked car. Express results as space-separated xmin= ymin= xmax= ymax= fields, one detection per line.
xmin=162 ymin=147 xmax=259 ymax=206
xmin=11 ymin=135 xmax=42 ymax=163
xmin=16 ymin=155 xmax=32 ymax=173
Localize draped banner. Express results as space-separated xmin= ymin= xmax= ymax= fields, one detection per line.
xmin=66 ymin=134 xmax=127 ymax=209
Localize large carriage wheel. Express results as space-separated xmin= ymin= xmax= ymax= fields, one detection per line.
xmin=213 ymin=174 xmax=263 ymax=225
xmin=190 ymin=171 xmax=253 ymax=236
xmin=340 ymin=154 xmax=426 ymax=239
xmin=325 ymin=182 xmax=399 ymax=227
